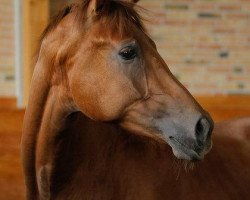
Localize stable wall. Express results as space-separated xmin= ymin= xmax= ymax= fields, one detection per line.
xmin=0 ymin=0 xmax=15 ymax=97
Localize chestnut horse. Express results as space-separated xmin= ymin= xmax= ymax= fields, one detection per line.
xmin=22 ymin=0 xmax=250 ymax=199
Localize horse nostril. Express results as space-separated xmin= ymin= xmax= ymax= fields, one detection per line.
xmin=195 ymin=117 xmax=212 ymax=145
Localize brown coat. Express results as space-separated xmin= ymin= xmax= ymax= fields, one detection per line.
xmin=21 ymin=1 xmax=250 ymax=199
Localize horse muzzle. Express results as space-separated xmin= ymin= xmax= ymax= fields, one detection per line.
xmin=163 ymin=117 xmax=214 ymax=161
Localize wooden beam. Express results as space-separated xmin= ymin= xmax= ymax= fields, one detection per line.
xmin=0 ymin=98 xmax=17 ymax=110
xmin=195 ymin=95 xmax=250 ymax=122
xmin=22 ymin=0 xmax=49 ymax=106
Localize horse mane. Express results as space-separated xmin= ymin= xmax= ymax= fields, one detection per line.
xmin=40 ymin=5 xmax=73 ymax=41
xmin=40 ymin=0 xmax=146 ymax=43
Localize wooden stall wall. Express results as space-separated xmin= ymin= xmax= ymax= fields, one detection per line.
xmin=22 ymin=0 xmax=49 ymax=105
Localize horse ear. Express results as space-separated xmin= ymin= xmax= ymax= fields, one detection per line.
xmin=87 ymin=0 xmax=107 ymax=15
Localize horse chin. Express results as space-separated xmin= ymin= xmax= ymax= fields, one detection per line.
xmin=167 ymin=137 xmax=213 ymax=161
xmin=172 ymin=148 xmax=203 ymax=161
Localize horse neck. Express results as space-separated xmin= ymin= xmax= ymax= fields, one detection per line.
xmin=22 ymin=58 xmax=76 ymax=199
xmin=22 ymin=57 xmax=173 ymax=200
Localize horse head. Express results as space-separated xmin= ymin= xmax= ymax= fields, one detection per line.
xmin=29 ymin=0 xmax=214 ymax=162
xmin=36 ymin=0 xmax=213 ymax=161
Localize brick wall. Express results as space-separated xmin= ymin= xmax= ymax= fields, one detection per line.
xmin=139 ymin=0 xmax=250 ymax=95
xmin=0 ymin=0 xmax=15 ymax=97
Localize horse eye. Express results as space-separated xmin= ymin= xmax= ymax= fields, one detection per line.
xmin=119 ymin=47 xmax=137 ymax=60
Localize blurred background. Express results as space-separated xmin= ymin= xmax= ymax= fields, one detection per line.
xmin=0 ymin=0 xmax=249 ymax=199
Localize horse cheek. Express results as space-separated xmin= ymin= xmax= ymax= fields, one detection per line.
xmin=69 ymin=69 xmax=102 ymax=120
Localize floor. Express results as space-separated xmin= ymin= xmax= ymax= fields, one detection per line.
xmin=0 ymin=97 xmax=249 ymax=200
